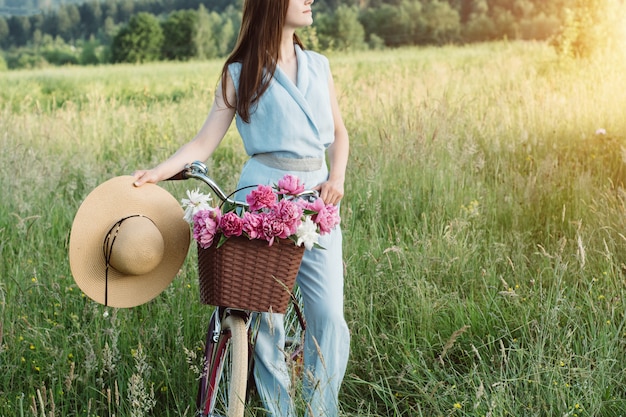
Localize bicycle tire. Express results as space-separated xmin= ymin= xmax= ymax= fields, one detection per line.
xmin=283 ymin=286 xmax=305 ymax=377
xmin=197 ymin=312 xmax=248 ymax=417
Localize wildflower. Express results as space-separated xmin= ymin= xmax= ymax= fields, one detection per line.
xmin=595 ymin=128 xmax=607 ymax=135
xmin=453 ymin=402 xmax=462 ymax=409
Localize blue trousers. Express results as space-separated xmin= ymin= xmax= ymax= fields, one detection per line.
xmin=253 ymin=227 xmax=350 ymax=417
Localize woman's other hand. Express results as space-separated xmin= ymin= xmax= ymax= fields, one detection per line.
xmin=314 ymin=178 xmax=344 ymax=206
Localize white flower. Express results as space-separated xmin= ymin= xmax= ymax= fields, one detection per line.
xmin=296 ymin=217 xmax=320 ymax=250
xmin=181 ymin=188 xmax=213 ymax=224
xmin=595 ymin=128 xmax=607 ymax=135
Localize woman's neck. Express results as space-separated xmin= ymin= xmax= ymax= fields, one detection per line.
xmin=278 ymin=34 xmax=298 ymax=84
xmin=279 ymin=30 xmax=296 ymax=62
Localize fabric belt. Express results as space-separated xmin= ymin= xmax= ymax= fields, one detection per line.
xmin=252 ymin=153 xmax=324 ymax=172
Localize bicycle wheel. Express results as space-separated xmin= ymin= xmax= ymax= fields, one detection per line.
xmin=197 ymin=311 xmax=248 ymax=417
xmin=283 ymin=286 xmax=305 ymax=378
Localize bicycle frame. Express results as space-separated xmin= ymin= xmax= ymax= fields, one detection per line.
xmin=170 ymin=161 xmax=309 ymax=417
xmin=197 ymin=308 xmax=251 ymax=417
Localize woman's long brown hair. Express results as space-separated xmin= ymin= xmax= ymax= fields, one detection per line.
xmin=221 ymin=0 xmax=304 ymax=123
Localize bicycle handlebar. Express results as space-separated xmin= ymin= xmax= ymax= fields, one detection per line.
xmin=167 ymin=161 xmax=318 ymax=207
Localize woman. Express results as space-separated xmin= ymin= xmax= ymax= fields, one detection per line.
xmin=133 ymin=0 xmax=350 ymax=415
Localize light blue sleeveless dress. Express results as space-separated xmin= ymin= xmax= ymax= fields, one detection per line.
xmin=228 ymin=45 xmax=350 ymax=417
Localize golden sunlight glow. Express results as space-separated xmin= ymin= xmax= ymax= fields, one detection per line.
xmin=608 ymin=0 xmax=626 ymax=54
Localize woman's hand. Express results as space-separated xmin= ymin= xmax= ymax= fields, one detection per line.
xmin=314 ymin=178 xmax=344 ymax=206
xmin=132 ymin=169 xmax=162 ymax=187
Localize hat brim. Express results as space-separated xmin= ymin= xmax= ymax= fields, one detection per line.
xmin=69 ymin=176 xmax=190 ymax=308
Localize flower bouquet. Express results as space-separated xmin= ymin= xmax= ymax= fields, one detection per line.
xmin=181 ymin=174 xmax=340 ymax=312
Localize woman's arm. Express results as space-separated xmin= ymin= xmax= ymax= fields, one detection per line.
xmin=315 ymin=70 xmax=349 ymax=206
xmin=133 ymin=74 xmax=237 ymax=186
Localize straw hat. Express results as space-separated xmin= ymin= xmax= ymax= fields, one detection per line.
xmin=69 ymin=176 xmax=190 ymax=308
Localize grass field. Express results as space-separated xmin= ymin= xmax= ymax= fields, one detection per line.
xmin=2 ymin=41 xmax=626 ymax=416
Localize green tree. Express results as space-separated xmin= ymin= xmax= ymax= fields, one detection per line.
xmin=0 ymin=52 xmax=7 ymax=71
xmin=316 ymin=5 xmax=365 ymax=50
xmin=195 ymin=5 xmax=219 ymax=60
xmin=79 ymin=1 xmax=103 ymax=37
xmin=519 ymin=12 xmax=559 ymax=40
xmin=161 ymin=9 xmax=198 ymax=60
xmin=117 ymin=0 xmax=135 ymax=22
xmin=7 ymin=15 xmax=30 ymax=47
xmin=551 ymin=0 xmax=606 ymax=58
xmin=110 ymin=12 xmax=163 ymax=63
xmin=102 ymin=0 xmax=118 ymax=21
xmin=55 ymin=4 xmax=80 ymax=40
xmin=216 ymin=5 xmax=240 ymax=56
xmin=420 ymin=0 xmax=460 ymax=44
xmin=101 ymin=15 xmax=116 ymax=42
xmin=491 ymin=5 xmax=517 ymax=39
xmin=79 ymin=36 xmax=102 ymax=65
xmin=360 ymin=3 xmax=414 ymax=46
xmin=463 ymin=0 xmax=497 ymax=42
xmin=0 ymin=16 xmax=8 ymax=47
xmin=333 ymin=5 xmax=366 ymax=50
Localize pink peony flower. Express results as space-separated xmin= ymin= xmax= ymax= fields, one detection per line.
xmin=246 ymin=185 xmax=277 ymax=211
xmin=184 ymin=173 xmax=340 ymax=251
xmin=276 ymin=174 xmax=305 ymax=196
xmin=219 ymin=211 xmax=244 ymax=237
xmin=242 ymin=211 xmax=264 ymax=240
xmin=261 ymin=211 xmax=292 ymax=245
xmin=193 ymin=208 xmax=220 ymax=249
xmin=273 ymin=199 xmax=303 ymax=236
xmin=297 ymin=197 xmax=324 ymax=216
xmin=314 ymin=203 xmax=341 ymax=234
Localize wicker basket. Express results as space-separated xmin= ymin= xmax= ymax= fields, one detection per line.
xmin=197 ymin=235 xmax=305 ymax=313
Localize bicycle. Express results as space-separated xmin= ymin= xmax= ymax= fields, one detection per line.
xmin=168 ymin=161 xmax=310 ymax=417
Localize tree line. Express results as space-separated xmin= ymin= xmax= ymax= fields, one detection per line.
xmin=0 ymin=0 xmax=619 ymax=70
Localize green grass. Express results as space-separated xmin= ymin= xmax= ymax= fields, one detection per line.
xmin=2 ymin=41 xmax=626 ymax=416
